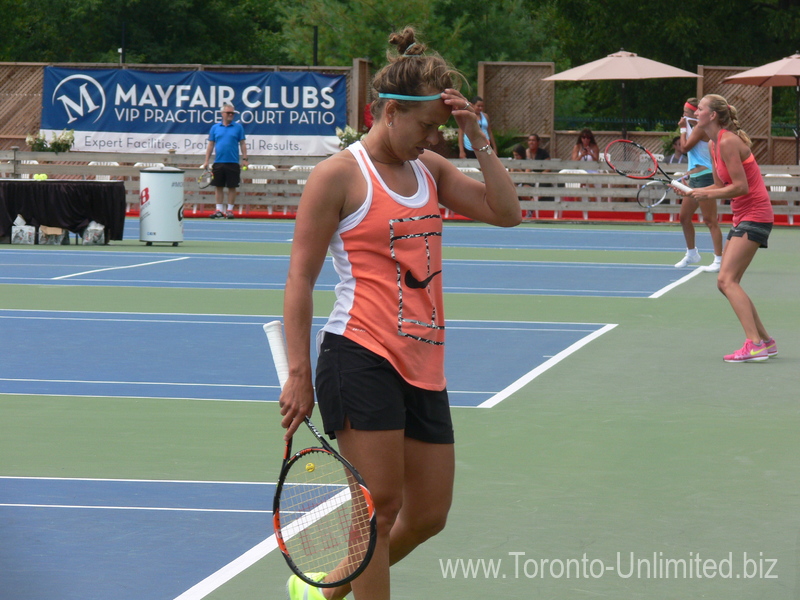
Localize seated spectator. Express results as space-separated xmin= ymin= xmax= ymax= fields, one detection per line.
xmin=526 ymin=134 xmax=550 ymax=161
xmin=664 ymin=136 xmax=687 ymax=163
xmin=571 ymin=128 xmax=600 ymax=201
xmin=571 ymin=129 xmax=599 ymax=162
xmin=527 ymin=133 xmax=553 ymax=201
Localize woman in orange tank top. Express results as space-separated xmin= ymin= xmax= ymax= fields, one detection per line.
xmin=677 ymin=94 xmax=776 ymax=363
xmin=279 ymin=27 xmax=521 ymax=600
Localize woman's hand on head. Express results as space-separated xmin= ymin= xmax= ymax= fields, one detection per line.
xmin=442 ymin=88 xmax=478 ymax=131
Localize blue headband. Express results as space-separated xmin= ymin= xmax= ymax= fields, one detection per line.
xmin=378 ymin=92 xmax=442 ymax=102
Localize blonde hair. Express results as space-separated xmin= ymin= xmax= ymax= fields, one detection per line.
xmin=370 ymin=27 xmax=461 ymax=119
xmin=703 ymin=94 xmax=752 ymax=147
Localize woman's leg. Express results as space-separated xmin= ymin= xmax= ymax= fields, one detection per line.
xmin=678 ymin=196 xmax=699 ymax=251
xmin=389 ymin=438 xmax=455 ymax=564
xmin=330 ymin=427 xmax=406 ymax=600
xmin=322 ymin=433 xmax=454 ymax=600
xmin=717 ymin=234 xmax=762 ymax=341
xmin=698 ymin=198 xmax=724 ymax=258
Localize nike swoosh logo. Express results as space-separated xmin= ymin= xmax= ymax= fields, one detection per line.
xmin=405 ymin=269 xmax=442 ymax=289
xmin=750 ymin=349 xmax=765 ymax=356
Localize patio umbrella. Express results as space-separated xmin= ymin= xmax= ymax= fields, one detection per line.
xmin=723 ymin=53 xmax=800 ymax=163
xmin=543 ymin=50 xmax=701 ymax=137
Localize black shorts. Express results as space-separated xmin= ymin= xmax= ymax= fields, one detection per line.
xmin=728 ymin=221 xmax=772 ymax=248
xmin=314 ymin=333 xmax=454 ymax=444
xmin=211 ymin=162 xmax=240 ymax=188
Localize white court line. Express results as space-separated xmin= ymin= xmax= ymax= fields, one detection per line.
xmin=0 ymin=503 xmax=268 ymax=514
xmin=51 ymin=256 xmax=190 ymax=280
xmin=173 ymin=489 xmax=351 ymax=600
xmin=477 ymin=324 xmax=618 ymax=408
xmin=649 ymin=266 xmax=704 ymax=298
xmin=0 ymin=475 xmax=267 ymax=485
xmin=0 ymin=377 xmax=271 ymax=389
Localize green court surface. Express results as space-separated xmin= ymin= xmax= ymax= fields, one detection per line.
xmin=1 ymin=222 xmax=798 ymax=600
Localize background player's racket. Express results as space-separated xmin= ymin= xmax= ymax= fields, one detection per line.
xmin=197 ymin=167 xmax=212 ymax=189
xmin=636 ymin=179 xmax=678 ymax=208
xmin=264 ymin=321 xmax=376 ymax=588
xmin=604 ymin=139 xmax=692 ymax=193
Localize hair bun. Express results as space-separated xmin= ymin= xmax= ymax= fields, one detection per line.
xmin=389 ymin=27 xmax=425 ymax=56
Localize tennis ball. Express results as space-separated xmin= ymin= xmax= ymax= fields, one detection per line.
xmin=34 ymin=173 xmax=47 ymax=180
xmin=305 ymin=462 xmax=315 ymax=472
xmin=242 ymin=165 xmax=248 ymax=170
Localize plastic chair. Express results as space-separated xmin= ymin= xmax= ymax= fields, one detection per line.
xmin=244 ymin=164 xmax=277 ymax=214
xmin=19 ymin=159 xmax=38 ymax=179
xmin=765 ymin=173 xmax=792 ymax=224
xmin=558 ymin=169 xmax=588 ymax=219
xmin=289 ymin=165 xmax=314 ymax=185
xmin=247 ymin=163 xmax=277 ymax=184
xmin=88 ymin=161 xmax=119 ymax=181
xmin=668 ymin=172 xmax=685 ymax=222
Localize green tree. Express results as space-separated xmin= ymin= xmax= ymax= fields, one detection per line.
xmin=0 ymin=0 xmax=288 ymax=64
xmin=275 ymin=0 xmax=565 ymax=90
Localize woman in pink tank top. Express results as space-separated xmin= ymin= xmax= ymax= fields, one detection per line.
xmin=677 ymin=94 xmax=776 ymax=363
xmin=279 ymin=27 xmax=521 ymax=600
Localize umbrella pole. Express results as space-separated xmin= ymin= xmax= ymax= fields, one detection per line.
xmin=794 ymin=77 xmax=800 ymax=165
xmin=622 ymin=81 xmax=627 ymax=138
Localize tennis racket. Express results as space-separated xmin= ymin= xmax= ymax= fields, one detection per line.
xmin=264 ymin=321 xmax=376 ymax=588
xmin=197 ymin=167 xmax=212 ymax=189
xmin=604 ymin=139 xmax=692 ymax=194
xmin=636 ymin=179 xmax=682 ymax=208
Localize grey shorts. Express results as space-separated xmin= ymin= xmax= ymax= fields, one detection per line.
xmin=314 ymin=333 xmax=454 ymax=444
xmin=728 ymin=221 xmax=772 ymax=248
xmin=689 ymin=172 xmax=714 ymax=188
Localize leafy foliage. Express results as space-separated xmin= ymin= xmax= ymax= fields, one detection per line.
xmin=2 ymin=0 xmax=800 ymax=129
xmin=26 ymin=129 xmax=74 ymax=152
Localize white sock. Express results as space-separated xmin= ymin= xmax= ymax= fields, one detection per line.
xmin=216 ymin=204 xmax=224 ymax=212
xmin=687 ymin=248 xmax=700 ymax=258
xmin=713 ymin=255 xmax=722 ymax=263
xmin=227 ymin=204 xmax=234 ymax=212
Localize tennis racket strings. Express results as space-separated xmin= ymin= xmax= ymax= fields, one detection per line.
xmin=278 ymin=448 xmax=374 ymax=580
xmin=604 ymin=143 xmax=656 ymax=177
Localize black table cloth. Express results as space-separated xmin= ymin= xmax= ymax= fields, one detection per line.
xmin=0 ymin=180 xmax=126 ymax=242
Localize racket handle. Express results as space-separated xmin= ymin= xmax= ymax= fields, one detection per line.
xmin=671 ymin=180 xmax=692 ymax=193
xmin=264 ymin=321 xmax=290 ymax=389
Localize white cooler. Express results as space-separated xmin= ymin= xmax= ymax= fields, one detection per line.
xmin=139 ymin=166 xmax=184 ymax=246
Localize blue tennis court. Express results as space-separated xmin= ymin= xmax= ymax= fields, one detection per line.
xmin=0 ymin=476 xmax=274 ymax=600
xmin=0 ymin=248 xmax=694 ymax=297
xmin=126 ymin=218 xmax=717 ymax=252
xmin=0 ymin=310 xmax=612 ymax=408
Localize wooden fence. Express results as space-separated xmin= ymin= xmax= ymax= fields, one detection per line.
xmin=2 ymin=148 xmax=798 ymax=225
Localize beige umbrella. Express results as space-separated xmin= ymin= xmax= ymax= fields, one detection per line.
xmin=723 ymin=53 xmax=800 ymax=162
xmin=543 ymin=50 xmax=701 ymax=137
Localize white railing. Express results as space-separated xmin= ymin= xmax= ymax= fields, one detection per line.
xmin=2 ymin=148 xmax=799 ymax=223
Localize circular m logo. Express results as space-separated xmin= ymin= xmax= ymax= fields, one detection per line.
xmin=51 ymin=74 xmax=107 ymax=124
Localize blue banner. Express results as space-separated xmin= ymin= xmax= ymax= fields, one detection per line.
xmin=40 ymin=67 xmax=347 ymax=155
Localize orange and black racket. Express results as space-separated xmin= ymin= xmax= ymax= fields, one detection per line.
xmin=605 ymin=139 xmax=692 ymax=194
xmin=264 ymin=321 xmax=376 ymax=588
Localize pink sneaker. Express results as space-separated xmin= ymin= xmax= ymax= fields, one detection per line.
xmin=764 ymin=337 xmax=778 ymax=358
xmin=724 ymin=340 xmax=769 ymax=363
